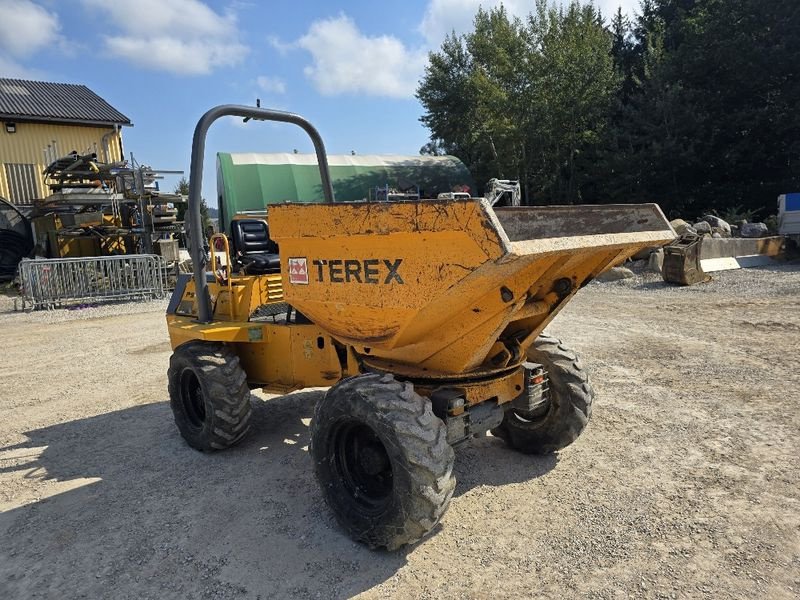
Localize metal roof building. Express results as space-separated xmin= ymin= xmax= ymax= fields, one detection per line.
xmin=0 ymin=79 xmax=131 ymax=127
xmin=0 ymin=79 xmax=131 ymax=204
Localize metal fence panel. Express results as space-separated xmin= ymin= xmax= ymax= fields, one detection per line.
xmin=18 ymin=255 xmax=168 ymax=310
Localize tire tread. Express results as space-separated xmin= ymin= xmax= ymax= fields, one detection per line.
xmin=167 ymin=341 xmax=252 ymax=452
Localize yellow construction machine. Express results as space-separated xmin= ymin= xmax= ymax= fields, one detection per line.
xmin=166 ymin=105 xmax=676 ymax=549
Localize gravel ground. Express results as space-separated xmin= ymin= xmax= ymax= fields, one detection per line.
xmin=1 ymin=263 xmax=799 ymax=599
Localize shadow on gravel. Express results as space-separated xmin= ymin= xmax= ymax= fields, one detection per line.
xmin=0 ymin=390 xmax=555 ymax=598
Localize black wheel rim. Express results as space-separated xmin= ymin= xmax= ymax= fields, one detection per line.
xmin=179 ymin=368 xmax=206 ymax=430
xmin=332 ymin=420 xmax=393 ymax=513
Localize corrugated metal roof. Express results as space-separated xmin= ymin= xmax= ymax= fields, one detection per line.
xmin=0 ymin=78 xmax=131 ymax=126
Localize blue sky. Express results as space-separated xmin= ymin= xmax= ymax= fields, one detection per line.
xmin=0 ymin=0 xmax=638 ymax=204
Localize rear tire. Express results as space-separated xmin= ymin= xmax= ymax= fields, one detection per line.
xmin=492 ymin=334 xmax=594 ymax=454
xmin=167 ymin=341 xmax=252 ymax=451
xmin=311 ymin=373 xmax=456 ymax=550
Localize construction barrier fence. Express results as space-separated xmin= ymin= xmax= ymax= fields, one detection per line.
xmin=18 ymin=254 xmax=168 ymax=310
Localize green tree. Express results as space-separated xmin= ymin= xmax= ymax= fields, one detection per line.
xmin=417 ymin=1 xmax=618 ymax=203
xmin=663 ymin=0 xmax=800 ymax=215
xmin=523 ymin=1 xmax=618 ymax=203
xmin=174 ymin=176 xmax=212 ymax=234
xmin=420 ymin=0 xmax=800 ymax=216
xmin=607 ymin=0 xmax=800 ymax=217
xmin=417 ymin=32 xmax=485 ymax=182
xmin=174 ymin=176 xmax=189 ymax=196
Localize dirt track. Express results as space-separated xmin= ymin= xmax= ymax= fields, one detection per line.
xmin=1 ymin=264 xmax=799 ymax=599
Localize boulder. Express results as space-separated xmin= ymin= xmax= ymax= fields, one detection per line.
xmin=711 ymin=232 xmax=722 ymax=239
xmin=670 ymin=218 xmax=688 ymax=232
xmin=701 ymin=214 xmax=732 ymax=235
xmin=670 ymin=219 xmax=696 ymax=236
xmin=740 ymin=222 xmax=769 ymax=238
xmin=647 ymin=248 xmax=664 ymax=273
xmin=711 ymin=226 xmax=730 ymax=238
xmin=693 ymin=221 xmax=712 ymax=234
xmin=596 ymin=266 xmax=636 ymax=282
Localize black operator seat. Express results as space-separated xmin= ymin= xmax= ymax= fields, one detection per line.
xmin=229 ymin=219 xmax=281 ymax=274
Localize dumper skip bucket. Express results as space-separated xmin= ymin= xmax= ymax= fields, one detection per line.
xmin=269 ymin=199 xmax=675 ymax=375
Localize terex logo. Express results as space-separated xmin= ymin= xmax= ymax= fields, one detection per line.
xmin=312 ymin=259 xmax=404 ymax=284
xmin=287 ymin=257 xmax=309 ymax=284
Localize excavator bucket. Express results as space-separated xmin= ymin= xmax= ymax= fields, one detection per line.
xmin=662 ymin=234 xmax=712 ymax=285
xmin=268 ymin=199 xmax=675 ymax=376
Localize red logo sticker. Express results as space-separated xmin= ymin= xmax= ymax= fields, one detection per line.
xmin=288 ymin=257 xmax=309 ymax=284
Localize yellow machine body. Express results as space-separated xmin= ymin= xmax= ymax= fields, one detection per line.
xmin=167 ymin=198 xmax=674 ymax=400
xmin=166 ymin=104 xmax=680 ymax=550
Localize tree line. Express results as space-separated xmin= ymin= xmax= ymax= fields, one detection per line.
xmin=416 ymin=0 xmax=800 ymax=220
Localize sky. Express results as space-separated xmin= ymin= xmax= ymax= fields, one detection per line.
xmin=0 ymin=0 xmax=639 ymax=204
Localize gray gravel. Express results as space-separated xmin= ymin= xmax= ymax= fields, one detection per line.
xmin=0 ymin=262 xmax=799 ymax=599
xmin=0 ymin=294 xmax=169 ymax=325
xmin=615 ymin=261 xmax=800 ymax=297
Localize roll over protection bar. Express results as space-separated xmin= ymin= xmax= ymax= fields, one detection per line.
xmin=187 ymin=105 xmax=335 ymax=323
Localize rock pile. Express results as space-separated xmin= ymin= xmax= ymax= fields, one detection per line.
xmin=598 ymin=210 xmax=776 ymax=284
xmin=670 ymin=214 xmax=772 ymax=239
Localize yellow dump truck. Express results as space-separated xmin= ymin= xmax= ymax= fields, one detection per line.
xmin=166 ymin=105 xmax=676 ymax=550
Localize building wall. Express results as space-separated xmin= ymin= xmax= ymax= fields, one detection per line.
xmin=0 ymin=122 xmax=124 ymax=204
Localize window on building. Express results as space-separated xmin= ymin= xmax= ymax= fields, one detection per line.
xmin=3 ymin=163 xmax=41 ymax=204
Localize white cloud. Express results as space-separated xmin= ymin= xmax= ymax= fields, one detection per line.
xmin=256 ymin=75 xmax=286 ymax=95
xmin=82 ymin=0 xmax=248 ymax=75
xmin=227 ymin=115 xmax=250 ymax=129
xmin=419 ymin=0 xmax=518 ymax=45
xmin=419 ymin=0 xmax=641 ymax=46
xmin=281 ymin=1 xmax=640 ymax=99
xmin=0 ymin=1 xmax=62 ymax=78
xmin=0 ymin=0 xmax=62 ymax=78
xmin=0 ymin=0 xmax=60 ymax=57
xmin=598 ymin=0 xmax=641 ymax=19
xmin=296 ymin=15 xmax=427 ymax=99
xmin=0 ymin=54 xmax=42 ymax=78
xmin=267 ymin=35 xmax=294 ymax=56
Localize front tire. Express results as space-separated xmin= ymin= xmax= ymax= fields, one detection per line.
xmin=492 ymin=334 xmax=594 ymax=454
xmin=167 ymin=341 xmax=252 ymax=451
xmin=310 ymin=373 xmax=456 ymax=550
